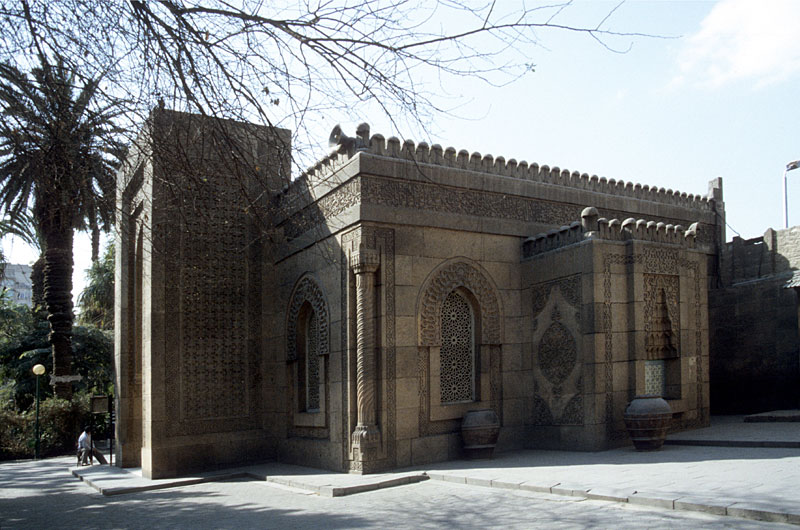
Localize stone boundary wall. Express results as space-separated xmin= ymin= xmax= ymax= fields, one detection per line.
xmin=710 ymin=225 xmax=800 ymax=414
xmin=721 ymin=226 xmax=800 ymax=284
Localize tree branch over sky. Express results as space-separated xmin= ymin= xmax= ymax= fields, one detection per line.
xmin=0 ymin=0 xmax=647 ymax=169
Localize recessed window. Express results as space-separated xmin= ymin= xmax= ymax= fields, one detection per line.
xmin=440 ymin=290 xmax=476 ymax=404
xmin=297 ymin=303 xmax=320 ymax=412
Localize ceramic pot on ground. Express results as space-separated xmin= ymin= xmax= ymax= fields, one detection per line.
xmin=461 ymin=409 xmax=500 ymax=459
xmin=623 ymin=395 xmax=672 ymax=451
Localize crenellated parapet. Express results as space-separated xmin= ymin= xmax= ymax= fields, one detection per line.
xmin=286 ymin=126 xmax=716 ymax=213
xmin=523 ymin=206 xmax=699 ymax=258
xmin=366 ymin=133 xmax=714 ymax=211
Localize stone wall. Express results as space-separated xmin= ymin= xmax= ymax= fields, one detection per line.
xmin=268 ymin=128 xmax=719 ymax=471
xmin=115 ymin=110 xmax=290 ymax=478
xmin=117 ymin=119 xmax=722 ymax=477
xmin=521 ymin=208 xmax=709 ymax=450
xmin=710 ymin=226 xmax=800 ymax=414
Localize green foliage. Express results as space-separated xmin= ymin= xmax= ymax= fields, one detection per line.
xmin=0 ymin=56 xmax=120 ymax=232
xmin=78 ymin=244 xmax=114 ymax=329
xmin=0 ymin=394 xmax=90 ymax=460
xmin=0 ymin=294 xmax=113 ymax=411
xmin=0 ymin=212 xmax=39 ymax=250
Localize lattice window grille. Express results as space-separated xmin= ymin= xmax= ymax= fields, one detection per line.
xmin=440 ymin=291 xmax=476 ymax=404
xmin=305 ymin=310 xmax=321 ymax=411
xmin=645 ymin=360 xmax=666 ymax=397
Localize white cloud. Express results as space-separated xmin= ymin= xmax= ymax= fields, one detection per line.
xmin=676 ymin=0 xmax=800 ymax=88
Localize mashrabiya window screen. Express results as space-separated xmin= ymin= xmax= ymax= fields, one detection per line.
xmin=440 ymin=291 xmax=476 ymax=404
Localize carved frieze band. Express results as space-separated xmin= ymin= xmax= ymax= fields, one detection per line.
xmin=418 ymin=260 xmax=502 ymax=347
xmin=286 ymin=276 xmax=330 ymax=362
xmin=281 ymin=175 xmax=716 ymax=248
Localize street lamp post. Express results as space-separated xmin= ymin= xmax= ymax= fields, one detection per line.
xmin=32 ymin=364 xmax=45 ymax=459
xmin=784 ymin=160 xmax=800 ymax=229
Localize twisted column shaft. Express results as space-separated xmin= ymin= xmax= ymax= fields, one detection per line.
xmin=350 ymin=248 xmax=380 ymax=450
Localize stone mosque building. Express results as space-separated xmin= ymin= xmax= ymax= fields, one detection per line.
xmin=114 ymin=110 xmax=795 ymax=479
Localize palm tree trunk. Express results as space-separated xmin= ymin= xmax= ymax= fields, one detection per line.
xmin=42 ymin=225 xmax=75 ymax=399
xmin=31 ymin=255 xmax=45 ymax=312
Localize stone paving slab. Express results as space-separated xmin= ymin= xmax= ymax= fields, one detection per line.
xmin=415 ymin=429 xmax=800 ymax=526
xmin=666 ymin=414 xmax=800 ymax=447
xmin=68 ymin=417 xmax=800 ymax=525
xmin=72 ymin=460 xmax=428 ymax=498
xmin=71 ymin=464 xmax=247 ymax=496
xmin=744 ymin=410 xmax=800 ymax=423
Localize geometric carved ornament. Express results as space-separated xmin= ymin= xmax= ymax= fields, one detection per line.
xmin=440 ymin=290 xmax=476 ymax=403
xmin=419 ymin=260 xmax=501 ymax=347
xmin=287 ymin=275 xmax=329 ymax=362
xmin=530 ymin=282 xmax=583 ymax=426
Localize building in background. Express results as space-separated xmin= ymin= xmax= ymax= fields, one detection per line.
xmin=1 ymin=263 xmax=33 ymax=307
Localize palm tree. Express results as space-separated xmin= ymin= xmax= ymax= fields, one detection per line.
xmin=0 ymin=56 xmax=121 ymax=398
xmin=78 ymin=244 xmax=115 ymax=330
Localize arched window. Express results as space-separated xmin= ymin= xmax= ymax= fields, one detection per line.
xmin=297 ymin=303 xmax=320 ymax=412
xmin=440 ymin=290 xmax=477 ymax=404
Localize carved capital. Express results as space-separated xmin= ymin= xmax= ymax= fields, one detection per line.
xmin=349 ymin=248 xmax=380 ymax=275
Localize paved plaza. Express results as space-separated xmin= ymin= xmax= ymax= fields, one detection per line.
xmin=2 ymin=417 xmax=799 ymax=529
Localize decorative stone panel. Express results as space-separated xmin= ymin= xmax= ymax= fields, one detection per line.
xmin=530 ymin=278 xmax=583 ymax=426
xmin=644 ymin=276 xmax=680 ymax=360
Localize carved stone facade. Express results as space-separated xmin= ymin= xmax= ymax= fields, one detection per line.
xmin=117 ymin=118 xmax=717 ymax=477
xmin=115 ymin=110 xmax=288 ymax=478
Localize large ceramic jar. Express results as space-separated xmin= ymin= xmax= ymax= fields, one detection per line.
xmin=461 ymin=409 xmax=500 ymax=459
xmin=623 ymin=395 xmax=672 ymax=451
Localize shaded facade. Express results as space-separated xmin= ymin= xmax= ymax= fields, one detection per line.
xmin=710 ymin=227 xmax=800 ymax=413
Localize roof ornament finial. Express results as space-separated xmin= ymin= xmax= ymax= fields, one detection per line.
xmin=328 ymin=123 xmax=371 ymax=153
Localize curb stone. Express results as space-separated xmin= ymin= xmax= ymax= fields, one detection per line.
xmin=425 ymin=473 xmax=800 ymax=526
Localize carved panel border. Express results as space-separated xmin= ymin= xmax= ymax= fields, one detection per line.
xmin=418 ymin=259 xmax=502 ymax=347
xmin=679 ymin=257 xmax=705 ymax=427
xmin=530 ymin=276 xmax=583 ymax=426
xmin=286 ymin=275 xmax=330 ymax=362
xmin=285 ymin=275 xmax=331 ymax=439
xmin=340 ymin=225 xmax=396 ymax=471
xmin=417 ymin=259 xmax=503 ymax=437
xmin=602 ymin=252 xmax=641 ymax=440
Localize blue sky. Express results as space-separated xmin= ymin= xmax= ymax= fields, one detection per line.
xmin=3 ymin=0 xmax=800 ymax=297
xmin=359 ymin=0 xmax=800 ymax=242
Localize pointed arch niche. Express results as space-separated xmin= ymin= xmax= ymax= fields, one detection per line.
xmin=417 ymin=259 xmax=503 ymax=435
xmin=286 ymin=275 xmax=330 ymax=433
